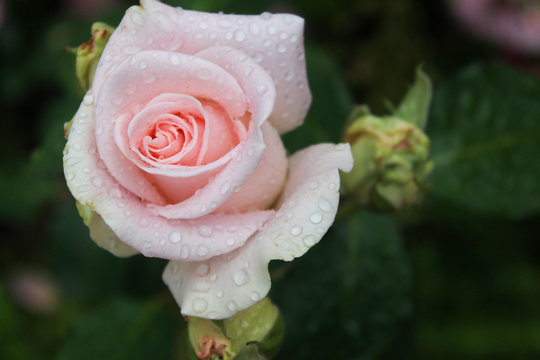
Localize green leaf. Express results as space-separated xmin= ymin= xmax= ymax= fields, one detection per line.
xmin=55 ymin=298 xmax=177 ymax=360
xmin=394 ymin=66 xmax=432 ymax=129
xmin=282 ymin=45 xmax=353 ymax=153
xmin=428 ymin=63 xmax=540 ymax=218
xmin=271 ymin=212 xmax=411 ymax=359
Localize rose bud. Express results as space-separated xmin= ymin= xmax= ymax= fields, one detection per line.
xmin=187 ymin=297 xmax=283 ymax=359
xmin=343 ymin=68 xmax=433 ymax=212
xmin=74 ymin=22 xmax=114 ymax=91
xmin=63 ymin=0 xmax=353 ymax=320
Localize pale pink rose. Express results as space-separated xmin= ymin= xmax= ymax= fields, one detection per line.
xmin=63 ymin=0 xmax=353 ymax=319
xmin=452 ymin=0 xmax=540 ymax=55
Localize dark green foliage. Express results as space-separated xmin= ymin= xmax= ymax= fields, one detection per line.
xmin=272 ymin=212 xmax=411 ymax=359
xmin=55 ymin=298 xmax=178 ymax=360
xmin=429 ymin=63 xmax=540 ymax=219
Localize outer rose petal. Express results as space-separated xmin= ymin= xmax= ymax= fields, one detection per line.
xmin=163 ymin=143 xmax=353 ymax=319
xmin=76 ymin=202 xmax=138 ymax=257
xmin=64 ymin=93 xmax=274 ymax=262
xmin=92 ymin=0 xmax=311 ymax=134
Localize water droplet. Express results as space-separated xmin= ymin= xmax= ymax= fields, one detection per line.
xmin=228 ymin=226 xmax=237 ymax=233
xmin=220 ymin=180 xmax=231 ymax=195
xmin=219 ymin=19 xmax=232 ymax=28
xmin=309 ymin=181 xmax=319 ymax=189
xmin=241 ymin=66 xmax=253 ymax=78
xmin=122 ymin=46 xmax=140 ymax=55
xmin=198 ymin=225 xmax=213 ymax=237
xmin=196 ymin=264 xmax=210 ymax=276
xmin=227 ymin=301 xmax=237 ymax=311
xmin=310 ymin=213 xmax=322 ymax=224
xmin=138 ymin=60 xmax=148 ymax=69
xmin=233 ymin=269 xmax=249 ymax=286
xmin=83 ymin=167 xmax=90 ymax=173
xmin=65 ymin=172 xmax=75 ymax=181
xmin=169 ymin=54 xmax=180 ymax=65
xmin=169 ymin=231 xmax=181 ymax=243
xmin=267 ymin=24 xmax=277 ymax=34
xmin=180 ymin=245 xmax=190 ymax=259
xmin=277 ymin=43 xmax=287 ymax=53
xmin=250 ymin=292 xmax=260 ymax=301
xmin=303 ymin=235 xmax=316 ymax=247
xmin=318 ymin=197 xmax=333 ymax=213
xmin=260 ymin=12 xmax=272 ymax=20
xmin=83 ymin=94 xmax=93 ymax=105
xmin=143 ymin=70 xmax=156 ymax=83
xmin=328 ymin=183 xmax=337 ymax=190
xmin=290 ymin=225 xmax=302 ymax=236
xmin=234 ymin=29 xmax=246 ymax=42
xmin=226 ymin=238 xmax=235 ymax=246
xmin=130 ymin=10 xmax=145 ymax=25
xmin=249 ymin=22 xmax=260 ymax=36
xmin=154 ymin=12 xmax=174 ymax=32
xmin=216 ymin=290 xmax=224 ymax=298
xmin=290 ymin=34 xmax=298 ymax=42
xmin=198 ymin=22 xmax=208 ymax=29
xmin=257 ymin=83 xmax=268 ymax=94
xmin=192 ymin=298 xmax=208 ymax=313
xmin=196 ymin=244 xmax=209 ymax=256
xmin=192 ymin=281 xmax=212 ymax=293
xmin=247 ymin=147 xmax=255 ymax=156
xmin=284 ymin=70 xmax=294 ymax=81
xmin=253 ymin=52 xmax=264 ymax=63
xmin=139 ymin=218 xmax=149 ymax=227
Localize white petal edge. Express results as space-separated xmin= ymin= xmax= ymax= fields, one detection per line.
xmin=163 ymin=143 xmax=353 ymax=319
xmin=93 ymin=0 xmax=311 ymax=134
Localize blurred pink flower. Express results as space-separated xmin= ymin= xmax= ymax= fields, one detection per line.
xmin=8 ymin=268 xmax=59 ymax=314
xmin=452 ymin=0 xmax=540 ymax=55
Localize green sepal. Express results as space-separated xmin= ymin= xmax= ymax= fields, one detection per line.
xmin=224 ymin=298 xmax=284 ymax=360
xmin=394 ymin=66 xmax=432 ymax=129
xmin=75 ymin=22 xmax=115 ymax=91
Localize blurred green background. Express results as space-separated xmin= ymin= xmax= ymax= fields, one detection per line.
xmin=1 ymin=0 xmax=540 ymax=359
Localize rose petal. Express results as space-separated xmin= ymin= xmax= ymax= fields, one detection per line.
xmin=163 ymin=143 xmax=353 ymax=318
xmin=94 ymin=50 xmax=247 ymax=204
xmin=92 ymin=0 xmax=311 ymax=134
xmin=147 ymin=47 xmax=279 ymax=219
xmin=64 ymin=94 xmax=274 ymax=261
xmin=148 ymin=125 xmax=265 ymax=219
xmin=217 ymin=122 xmax=287 ymax=214
xmin=88 ymin=210 xmax=139 ymax=257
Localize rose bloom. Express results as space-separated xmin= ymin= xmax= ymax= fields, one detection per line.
xmin=63 ymin=0 xmax=352 ymax=319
